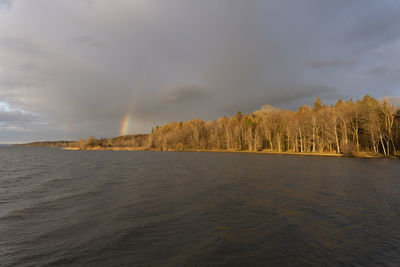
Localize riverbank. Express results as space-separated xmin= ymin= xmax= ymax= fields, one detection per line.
xmin=62 ymin=146 xmax=395 ymax=159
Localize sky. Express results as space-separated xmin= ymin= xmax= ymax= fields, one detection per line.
xmin=1 ymin=0 xmax=400 ymax=143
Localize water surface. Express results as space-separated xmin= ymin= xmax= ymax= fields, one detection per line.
xmin=1 ymin=147 xmax=399 ymax=266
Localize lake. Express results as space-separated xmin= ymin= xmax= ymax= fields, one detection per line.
xmin=1 ymin=147 xmax=399 ymax=266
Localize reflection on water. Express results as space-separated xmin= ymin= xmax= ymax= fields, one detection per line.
xmin=1 ymin=147 xmax=400 ymax=266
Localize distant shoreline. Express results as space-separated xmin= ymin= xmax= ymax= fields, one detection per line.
xmin=61 ymin=146 xmax=393 ymax=159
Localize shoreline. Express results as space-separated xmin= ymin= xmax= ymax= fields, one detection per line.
xmin=62 ymin=147 xmax=395 ymax=159
xmin=63 ymin=146 xmax=148 ymax=151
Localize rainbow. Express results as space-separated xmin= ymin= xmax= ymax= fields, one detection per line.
xmin=120 ymin=114 xmax=130 ymax=136
xmin=118 ymin=66 xmax=150 ymax=137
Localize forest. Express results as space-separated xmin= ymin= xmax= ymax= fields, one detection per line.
xmin=15 ymin=141 xmax=76 ymax=147
xmin=70 ymin=95 xmax=399 ymax=156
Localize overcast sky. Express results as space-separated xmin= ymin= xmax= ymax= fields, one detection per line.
xmin=1 ymin=0 xmax=400 ymax=143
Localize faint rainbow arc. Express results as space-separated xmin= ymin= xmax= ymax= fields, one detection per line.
xmin=120 ymin=114 xmax=130 ymax=136
xmin=119 ymin=68 xmax=149 ymax=136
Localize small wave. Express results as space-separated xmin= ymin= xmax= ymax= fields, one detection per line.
xmin=0 ymin=189 xmax=100 ymax=222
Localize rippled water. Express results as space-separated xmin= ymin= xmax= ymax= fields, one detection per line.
xmin=1 ymin=146 xmax=400 ymax=266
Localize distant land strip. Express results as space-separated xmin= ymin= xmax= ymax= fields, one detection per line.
xmin=16 ymin=95 xmax=400 ymax=158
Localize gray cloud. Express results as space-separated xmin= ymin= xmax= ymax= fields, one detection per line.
xmin=1 ymin=0 xmax=400 ymax=142
xmin=365 ymin=66 xmax=388 ymax=76
xmin=0 ymin=36 xmax=44 ymax=56
xmin=310 ymin=59 xmax=357 ymax=69
xmin=161 ymin=85 xmax=208 ymax=104
xmin=68 ymin=35 xmax=99 ymax=48
xmin=0 ymin=0 xmax=12 ymax=9
xmin=0 ymin=110 xmax=36 ymax=125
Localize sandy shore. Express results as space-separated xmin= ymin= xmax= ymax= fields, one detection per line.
xmin=62 ymin=146 xmax=392 ymax=158
xmin=63 ymin=146 xmax=148 ymax=151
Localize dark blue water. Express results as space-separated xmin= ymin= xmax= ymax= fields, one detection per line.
xmin=1 ymin=146 xmax=400 ymax=266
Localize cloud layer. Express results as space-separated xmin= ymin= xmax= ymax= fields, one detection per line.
xmin=1 ymin=0 xmax=400 ymax=142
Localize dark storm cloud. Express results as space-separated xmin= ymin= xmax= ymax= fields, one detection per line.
xmin=1 ymin=0 xmax=400 ymax=142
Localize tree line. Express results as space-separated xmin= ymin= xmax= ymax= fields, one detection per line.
xmin=145 ymin=95 xmax=399 ymax=155
xmin=73 ymin=134 xmax=148 ymax=150
xmin=74 ymin=95 xmax=399 ymax=156
xmin=21 ymin=95 xmax=399 ymax=156
xmin=15 ymin=141 xmax=76 ymax=147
